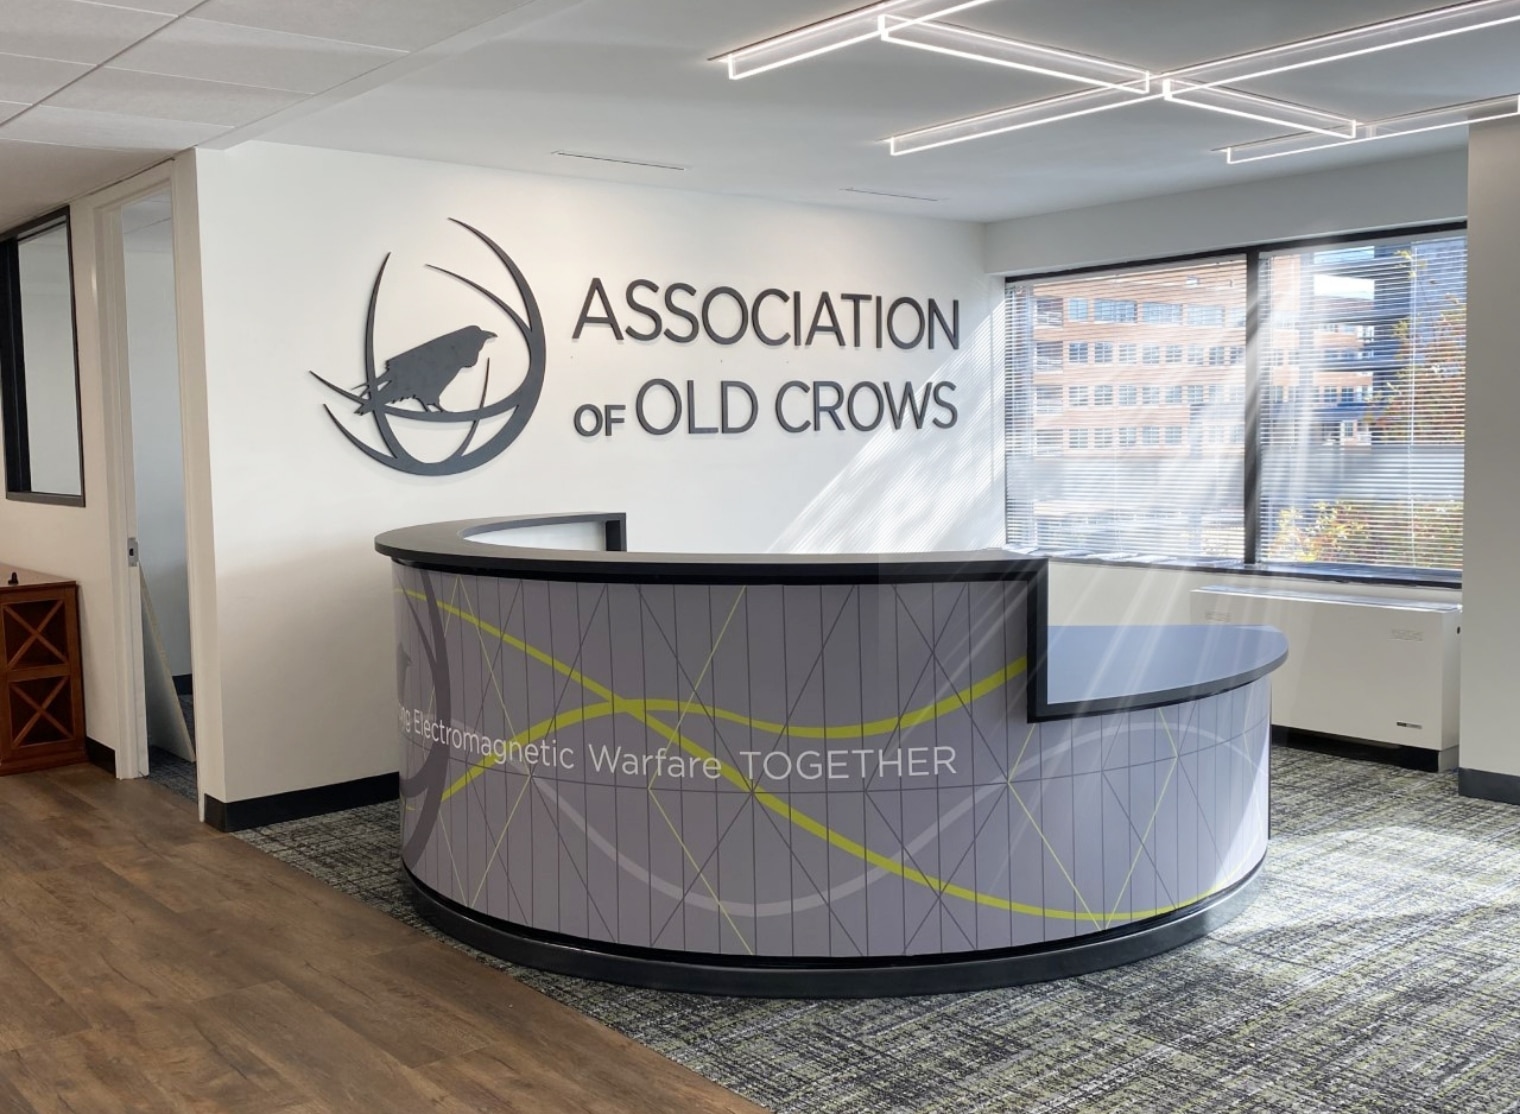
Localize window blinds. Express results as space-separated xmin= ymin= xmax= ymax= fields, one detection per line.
xmin=1256 ymin=232 xmax=1466 ymax=572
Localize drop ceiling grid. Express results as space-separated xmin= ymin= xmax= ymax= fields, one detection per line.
xmin=0 ymin=0 xmax=533 ymax=230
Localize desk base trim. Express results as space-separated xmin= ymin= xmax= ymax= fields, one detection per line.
xmin=403 ymin=862 xmax=1263 ymax=998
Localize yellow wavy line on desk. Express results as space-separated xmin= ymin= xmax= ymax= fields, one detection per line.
xmin=404 ymin=589 xmax=1242 ymax=925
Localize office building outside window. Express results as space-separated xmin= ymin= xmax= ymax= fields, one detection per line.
xmin=1257 ymin=231 xmax=1466 ymax=573
xmin=1005 ymin=228 xmax=1466 ymax=577
xmin=1006 ymin=257 xmax=1247 ymax=558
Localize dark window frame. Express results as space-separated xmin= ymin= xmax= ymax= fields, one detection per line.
xmin=1003 ymin=219 xmax=1467 ymax=589
xmin=0 ymin=208 xmax=85 ymax=507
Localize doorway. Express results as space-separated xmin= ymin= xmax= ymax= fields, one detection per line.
xmin=116 ymin=189 xmax=196 ymax=799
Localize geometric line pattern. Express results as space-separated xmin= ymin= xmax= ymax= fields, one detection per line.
xmin=397 ymin=568 xmax=1270 ymax=958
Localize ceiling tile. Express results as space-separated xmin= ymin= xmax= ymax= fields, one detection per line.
xmin=110 ymin=17 xmax=402 ymax=95
xmin=48 ymin=66 xmax=305 ymax=126
xmin=0 ymin=0 xmax=171 ymax=65
xmin=0 ymin=104 xmax=228 ymax=150
xmin=0 ymin=137 xmax=156 ymax=231
xmin=0 ymin=53 xmax=91 ymax=104
xmin=191 ymin=0 xmax=533 ymax=52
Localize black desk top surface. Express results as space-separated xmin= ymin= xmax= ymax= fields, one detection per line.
xmin=1040 ymin=624 xmax=1287 ymax=719
xmin=377 ymin=515 xmax=1287 ymax=714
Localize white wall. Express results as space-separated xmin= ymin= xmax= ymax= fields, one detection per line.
xmin=0 ymin=219 xmax=126 ymax=753
xmin=1458 ymin=118 xmax=1520 ymax=783
xmin=985 ymin=150 xmax=1467 ymax=276
xmin=125 ymin=226 xmax=192 ymax=677
xmin=193 ymin=142 xmax=999 ymax=802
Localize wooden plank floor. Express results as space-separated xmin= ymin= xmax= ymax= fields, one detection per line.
xmin=0 ymin=764 xmax=765 ymax=1114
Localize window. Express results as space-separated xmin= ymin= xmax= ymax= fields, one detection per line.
xmin=1094 ymin=298 xmax=1137 ymax=323
xmin=1186 ymin=304 xmax=1226 ymax=327
xmin=1036 ymin=340 xmax=1063 ymax=371
xmin=1006 ymin=226 xmax=1464 ymax=576
xmin=1035 ymin=429 xmax=1063 ymax=456
xmin=0 ymin=212 xmax=83 ymax=505
xmin=1141 ymin=302 xmax=1182 ymax=325
xmin=1036 ymin=296 xmax=1064 ymax=327
xmin=1035 ymin=384 xmax=1063 ymax=414
xmin=1068 ymin=341 xmax=1089 ymax=364
xmin=1068 ymin=297 xmax=1089 ymax=321
xmin=1257 ymin=229 xmax=1466 ymax=573
xmin=1005 ymin=255 xmax=1248 ymax=558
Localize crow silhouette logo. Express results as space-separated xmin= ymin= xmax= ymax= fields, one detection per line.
xmin=355 ymin=325 xmax=496 ymax=414
xmin=313 ymin=219 xmax=546 ymax=476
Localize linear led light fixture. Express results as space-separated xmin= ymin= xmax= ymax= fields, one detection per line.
xmin=1224 ymin=95 xmax=1520 ymax=163
xmin=879 ymin=16 xmax=1151 ymax=93
xmin=720 ymin=0 xmax=1001 ymax=79
xmin=1166 ymin=0 xmax=1520 ymax=90
xmin=890 ymin=84 xmax=1162 ymax=154
xmin=1164 ymin=79 xmax=1355 ymax=137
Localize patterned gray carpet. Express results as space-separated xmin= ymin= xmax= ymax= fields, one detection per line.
xmin=147 ymin=746 xmax=197 ymax=802
xmin=234 ymin=747 xmax=1520 ymax=1113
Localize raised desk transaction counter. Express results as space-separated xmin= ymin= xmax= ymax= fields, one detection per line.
xmin=376 ymin=514 xmax=1286 ymax=996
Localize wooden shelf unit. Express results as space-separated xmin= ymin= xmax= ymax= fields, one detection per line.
xmin=0 ymin=565 xmax=86 ymax=775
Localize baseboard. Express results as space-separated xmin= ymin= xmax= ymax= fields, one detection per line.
xmin=1458 ymin=767 xmax=1520 ymax=807
xmin=1271 ymin=727 xmax=1441 ymax=772
xmin=203 ymin=772 xmax=399 ymax=832
xmin=84 ymin=737 xmax=115 ymax=774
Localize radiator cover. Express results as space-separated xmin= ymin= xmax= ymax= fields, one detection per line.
xmin=1191 ymin=586 xmax=1460 ymax=756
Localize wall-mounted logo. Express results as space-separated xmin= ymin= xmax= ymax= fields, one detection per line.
xmin=312 ymin=220 xmax=545 ymax=476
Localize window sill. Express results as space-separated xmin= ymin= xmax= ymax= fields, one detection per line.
xmin=1008 ymin=549 xmax=1461 ymax=591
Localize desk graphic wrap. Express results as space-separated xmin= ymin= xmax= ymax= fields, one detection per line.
xmin=393 ymin=561 xmax=1271 ymax=981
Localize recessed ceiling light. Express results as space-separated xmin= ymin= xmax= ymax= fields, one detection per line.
xmin=880 ymin=17 xmax=1150 ymax=93
xmin=747 ymin=0 xmax=1520 ymax=163
xmin=1163 ymin=80 xmax=1356 ymax=138
xmin=841 ymin=186 xmax=942 ymax=201
xmin=719 ymin=0 xmax=999 ymax=79
xmin=1165 ymin=0 xmax=1520 ymax=90
xmin=890 ymin=86 xmax=1162 ymax=155
xmin=552 ymin=151 xmax=687 ymax=171
xmin=1222 ymin=94 xmax=1520 ymax=162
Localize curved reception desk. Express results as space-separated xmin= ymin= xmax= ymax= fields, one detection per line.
xmin=376 ymin=514 xmax=1286 ymax=996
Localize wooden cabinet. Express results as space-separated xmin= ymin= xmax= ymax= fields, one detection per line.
xmin=0 ymin=565 xmax=86 ymax=775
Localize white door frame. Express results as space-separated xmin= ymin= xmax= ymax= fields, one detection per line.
xmin=77 ymin=156 xmax=216 ymax=798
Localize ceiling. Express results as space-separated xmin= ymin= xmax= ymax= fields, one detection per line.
xmin=4 ymin=0 xmax=1520 ymax=230
xmin=0 ymin=0 xmax=549 ymax=231
xmin=257 ymin=0 xmax=1520 ymax=223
